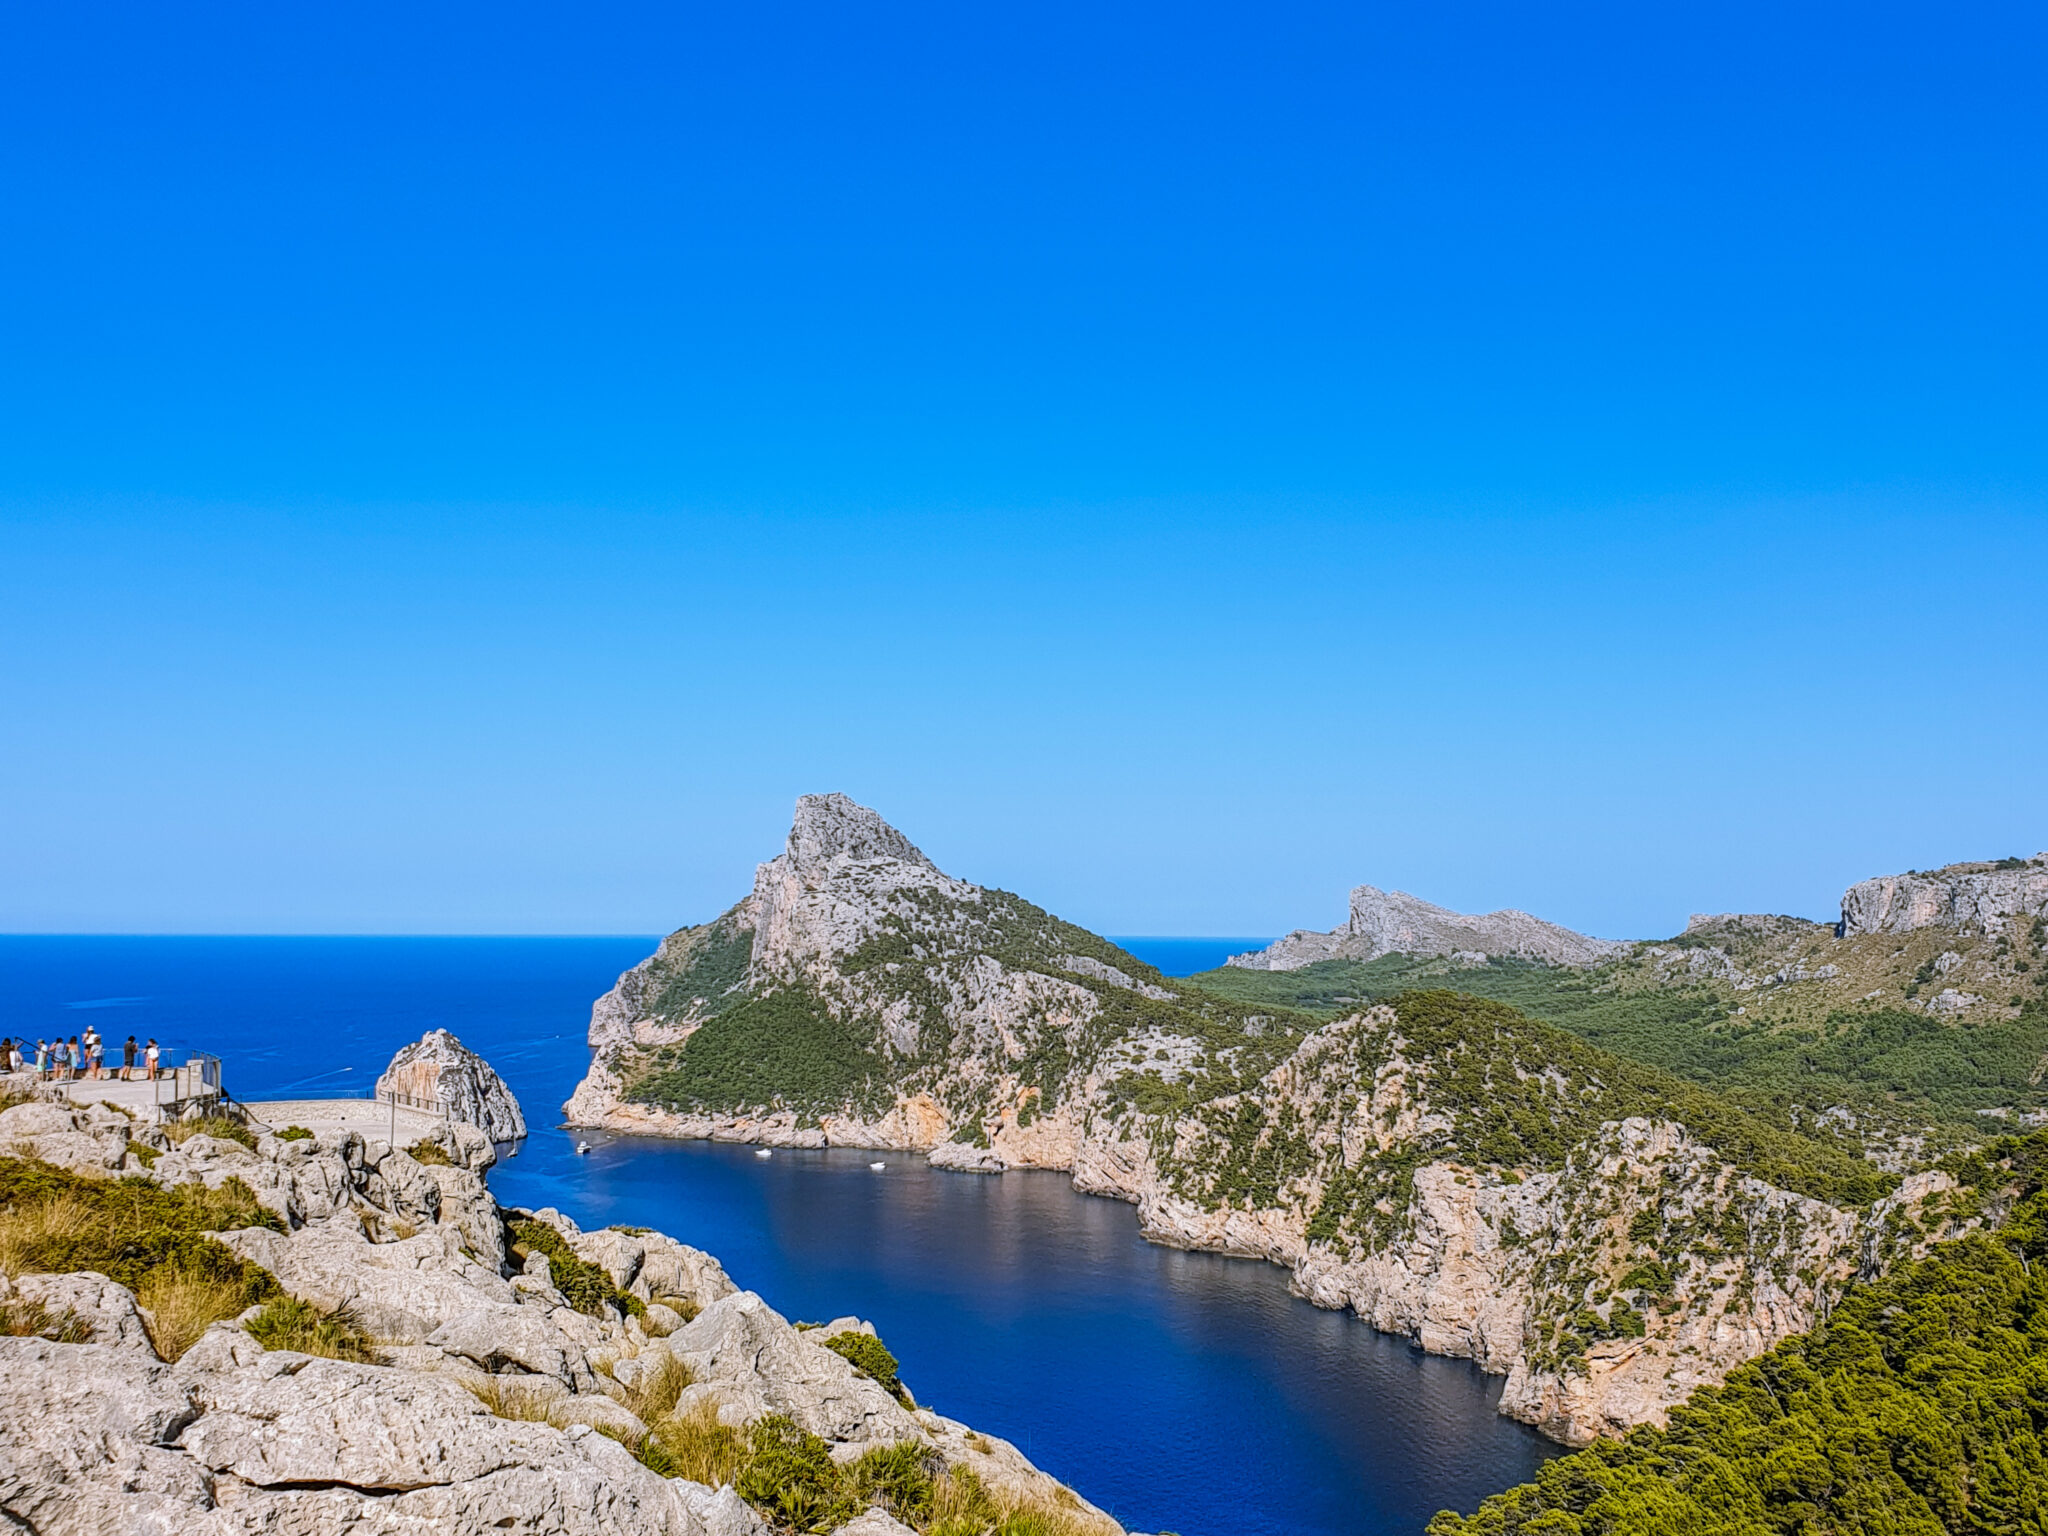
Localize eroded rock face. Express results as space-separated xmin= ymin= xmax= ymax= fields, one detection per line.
xmin=1840 ymin=854 xmax=2048 ymax=936
xmin=1229 ymin=885 xmax=1627 ymax=971
xmin=377 ymin=1029 xmax=528 ymax=1142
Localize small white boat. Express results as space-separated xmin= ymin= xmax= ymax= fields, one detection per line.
xmin=755 ymin=1148 xmax=773 ymax=1158
xmin=869 ymin=1161 xmax=886 ymax=1170
xmin=576 ymin=1142 xmax=591 ymax=1155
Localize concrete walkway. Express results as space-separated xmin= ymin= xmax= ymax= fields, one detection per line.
xmin=58 ymin=1077 xmax=209 ymax=1118
xmin=240 ymin=1097 xmax=447 ymax=1142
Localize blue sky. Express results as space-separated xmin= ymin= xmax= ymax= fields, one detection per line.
xmin=3 ymin=2 xmax=2043 ymax=937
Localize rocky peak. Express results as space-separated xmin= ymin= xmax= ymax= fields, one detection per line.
xmin=783 ymin=793 xmax=934 ymax=883
xmin=376 ymin=1029 xmax=527 ymax=1143
xmin=1231 ymin=884 xmax=1624 ymax=971
xmin=1839 ymin=854 xmax=2048 ymax=937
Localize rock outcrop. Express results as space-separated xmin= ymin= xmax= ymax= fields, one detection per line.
xmin=378 ymin=1028 xmax=528 ymax=1142
xmin=0 ymin=1096 xmax=1117 ymax=1536
xmin=1227 ymin=885 xmax=1626 ymax=971
xmin=1839 ymin=854 xmax=2048 ymax=937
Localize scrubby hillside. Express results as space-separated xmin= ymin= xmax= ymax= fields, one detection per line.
xmin=568 ymin=797 xmax=1994 ymax=1445
xmin=1427 ymin=1129 xmax=2048 ymax=1536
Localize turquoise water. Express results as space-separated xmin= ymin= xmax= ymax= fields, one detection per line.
xmin=0 ymin=936 xmax=1552 ymax=1535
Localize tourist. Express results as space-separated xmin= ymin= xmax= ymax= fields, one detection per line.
xmin=34 ymin=1039 xmax=48 ymax=1078
xmin=145 ymin=1038 xmax=161 ymax=1080
xmin=86 ymin=1028 xmax=103 ymax=1080
xmin=122 ymin=1035 xmax=138 ymax=1080
xmin=4 ymin=1038 xmax=18 ymax=1073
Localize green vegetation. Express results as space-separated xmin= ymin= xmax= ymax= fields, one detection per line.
xmin=404 ymin=1137 xmax=455 ymax=1166
xmin=645 ymin=915 xmax=759 ymax=1022
xmin=506 ymin=1217 xmax=644 ymax=1318
xmin=243 ymin=1295 xmax=374 ymax=1361
xmin=0 ymin=1155 xmax=279 ymax=1294
xmin=0 ymin=1156 xmax=283 ymax=1359
xmin=629 ymin=984 xmax=894 ymax=1117
xmin=272 ymin=1125 xmax=314 ymax=1142
xmin=824 ymin=1328 xmax=911 ymax=1404
xmin=1429 ymin=1130 xmax=2048 ymax=1536
xmin=1189 ymin=956 xmax=2048 ymax=1143
xmin=634 ymin=1406 xmax=1102 ymax=1536
xmin=1152 ymin=992 xmax=1892 ymax=1236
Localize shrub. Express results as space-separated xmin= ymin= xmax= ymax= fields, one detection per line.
xmin=850 ymin=1440 xmax=938 ymax=1524
xmin=507 ymin=1218 xmax=645 ymax=1319
xmin=244 ymin=1296 xmax=373 ymax=1361
xmin=273 ymin=1125 xmax=314 ymax=1142
xmin=823 ymin=1329 xmax=910 ymax=1404
xmin=736 ymin=1414 xmax=865 ymax=1533
xmin=405 ymin=1138 xmax=455 ymax=1166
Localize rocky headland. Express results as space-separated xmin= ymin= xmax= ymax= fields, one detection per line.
xmin=0 ymin=1084 xmax=1125 ymax=1536
xmin=566 ymin=796 xmax=2039 ymax=1446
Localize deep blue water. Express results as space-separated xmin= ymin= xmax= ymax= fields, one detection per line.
xmin=0 ymin=936 xmax=1551 ymax=1536
xmin=1110 ymin=936 xmax=1271 ymax=977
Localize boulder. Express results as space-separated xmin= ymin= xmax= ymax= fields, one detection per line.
xmin=216 ymin=1220 xmax=517 ymax=1345
xmin=665 ymin=1293 xmax=920 ymax=1449
xmin=2 ymin=1271 xmax=156 ymax=1350
xmin=377 ymin=1030 xmax=527 ymax=1142
xmin=831 ymin=1512 xmax=918 ymax=1536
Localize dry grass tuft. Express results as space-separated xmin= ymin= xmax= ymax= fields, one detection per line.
xmin=927 ymin=1466 xmax=1118 ymax=1536
xmin=137 ymin=1268 xmax=251 ymax=1360
xmin=0 ymin=1194 xmax=94 ymax=1277
xmin=0 ymin=1296 xmax=92 ymax=1342
xmin=644 ymin=1397 xmax=750 ymax=1490
xmin=463 ymin=1375 xmax=566 ymax=1423
xmin=612 ymin=1350 xmax=694 ymax=1422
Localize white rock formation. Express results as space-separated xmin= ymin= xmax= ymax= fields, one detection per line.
xmin=1839 ymin=854 xmax=2048 ymax=937
xmin=1228 ymin=884 xmax=1627 ymax=970
xmin=377 ymin=1029 xmax=528 ymax=1142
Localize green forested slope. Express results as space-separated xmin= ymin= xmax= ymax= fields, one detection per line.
xmin=1190 ymin=957 xmax=2048 ymax=1145
xmin=1427 ymin=1131 xmax=2048 ymax=1536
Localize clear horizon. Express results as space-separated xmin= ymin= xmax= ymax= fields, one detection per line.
xmin=4 ymin=5 xmax=2043 ymax=938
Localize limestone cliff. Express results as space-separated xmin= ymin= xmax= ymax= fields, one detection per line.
xmin=1839 ymin=853 xmax=2048 ymax=937
xmin=568 ymin=796 xmax=1985 ymax=1448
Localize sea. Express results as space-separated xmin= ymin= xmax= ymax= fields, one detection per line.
xmin=0 ymin=935 xmax=1554 ymax=1536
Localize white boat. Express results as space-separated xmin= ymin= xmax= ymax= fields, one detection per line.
xmin=755 ymin=1148 xmax=773 ymax=1158
xmin=575 ymin=1142 xmax=591 ymax=1155
xmin=869 ymin=1161 xmax=886 ymax=1170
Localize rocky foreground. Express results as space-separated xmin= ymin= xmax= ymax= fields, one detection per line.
xmin=0 ymin=1092 xmax=1126 ymax=1536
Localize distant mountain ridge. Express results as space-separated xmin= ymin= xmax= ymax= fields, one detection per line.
xmin=1228 ymin=886 xmax=1626 ymax=971
xmin=567 ymin=795 xmax=2035 ymax=1448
